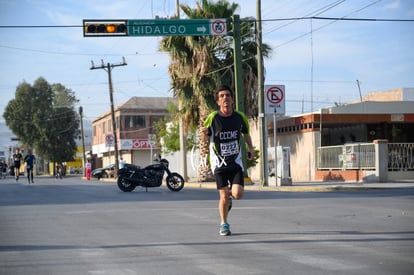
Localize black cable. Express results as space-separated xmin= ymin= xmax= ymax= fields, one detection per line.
xmin=0 ymin=16 xmax=413 ymax=29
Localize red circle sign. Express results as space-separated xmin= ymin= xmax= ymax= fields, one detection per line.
xmin=266 ymin=86 xmax=284 ymax=104
xmin=211 ymin=19 xmax=226 ymax=35
xmin=106 ymin=134 xmax=114 ymax=142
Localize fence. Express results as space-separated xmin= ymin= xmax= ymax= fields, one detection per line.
xmin=317 ymin=143 xmax=376 ymax=170
xmin=388 ymin=143 xmax=414 ymax=171
xmin=318 ymin=142 xmax=414 ymax=172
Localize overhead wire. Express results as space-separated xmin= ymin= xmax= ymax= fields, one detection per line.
xmin=1 ymin=2 xmax=413 ymax=117
xmin=263 ymin=0 xmax=346 ymax=35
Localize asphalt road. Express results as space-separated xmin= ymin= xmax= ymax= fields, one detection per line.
xmin=1 ymin=176 xmax=413 ymax=275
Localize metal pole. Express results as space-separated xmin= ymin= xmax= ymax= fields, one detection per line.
xmin=357 ymin=79 xmax=363 ymax=102
xmin=90 ymin=58 xmax=127 ymax=177
xmin=256 ymin=0 xmax=268 ymax=186
xmin=274 ymin=107 xmax=278 ymax=186
xmin=106 ymin=63 xmax=120 ymax=177
xmin=232 ymin=15 xmax=243 ymax=112
xmin=175 ymin=0 xmax=188 ymax=181
xmin=175 ymin=0 xmax=180 ymax=18
xmin=232 ymin=14 xmax=249 ymax=178
xmin=79 ymin=106 xmax=87 ymax=176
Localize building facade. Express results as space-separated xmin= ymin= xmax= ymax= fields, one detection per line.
xmin=92 ymin=97 xmax=175 ymax=169
xmin=264 ymin=88 xmax=414 ymax=182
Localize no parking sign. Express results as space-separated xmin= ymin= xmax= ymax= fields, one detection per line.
xmin=264 ymin=85 xmax=285 ymax=115
xmin=105 ymin=134 xmax=114 ymax=147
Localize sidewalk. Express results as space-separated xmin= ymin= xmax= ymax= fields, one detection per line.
xmin=184 ymin=179 xmax=414 ymax=192
xmin=99 ymin=177 xmax=414 ymax=192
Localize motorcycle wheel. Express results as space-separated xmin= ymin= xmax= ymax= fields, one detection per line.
xmin=117 ymin=175 xmax=136 ymax=192
xmin=166 ymin=172 xmax=185 ymax=192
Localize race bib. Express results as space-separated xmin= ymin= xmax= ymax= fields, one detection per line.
xmin=220 ymin=140 xmax=239 ymax=157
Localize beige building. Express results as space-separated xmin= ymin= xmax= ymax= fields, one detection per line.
xmin=248 ymin=88 xmax=414 ymax=183
xmin=92 ymin=97 xmax=175 ymax=168
xmin=91 ymin=89 xmax=414 ymax=183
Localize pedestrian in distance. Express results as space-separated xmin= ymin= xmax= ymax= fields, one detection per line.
xmin=119 ymin=157 xmax=125 ymax=169
xmin=0 ymin=161 xmax=5 ymax=179
xmin=3 ymin=162 xmax=7 ymax=178
xmin=12 ymin=148 xmax=23 ymax=181
xmin=203 ymin=85 xmax=255 ymax=236
xmin=85 ymin=159 xmax=92 ymax=180
xmin=55 ymin=163 xmax=63 ymax=179
xmin=24 ymin=148 xmax=36 ymax=184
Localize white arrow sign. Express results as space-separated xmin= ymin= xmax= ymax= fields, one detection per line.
xmin=197 ymin=26 xmax=207 ymax=33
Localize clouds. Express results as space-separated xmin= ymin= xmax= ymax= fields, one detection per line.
xmin=384 ymin=0 xmax=400 ymax=11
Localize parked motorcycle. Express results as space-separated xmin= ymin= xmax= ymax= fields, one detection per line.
xmin=117 ymin=155 xmax=185 ymax=192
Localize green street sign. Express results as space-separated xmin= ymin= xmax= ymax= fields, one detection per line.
xmin=127 ymin=18 xmax=227 ymax=36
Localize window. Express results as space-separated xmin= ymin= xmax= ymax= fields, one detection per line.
xmin=107 ymin=119 xmax=112 ymax=132
xmin=102 ymin=121 xmax=106 ymax=134
xmin=125 ymin=116 xmax=146 ymax=129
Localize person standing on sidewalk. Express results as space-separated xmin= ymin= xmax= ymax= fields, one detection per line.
xmin=12 ymin=148 xmax=23 ymax=181
xmin=203 ymin=85 xmax=254 ymax=236
xmin=119 ymin=158 xmax=125 ymax=169
xmin=85 ymin=160 xmax=92 ymax=180
xmin=24 ymin=149 xmax=36 ymax=184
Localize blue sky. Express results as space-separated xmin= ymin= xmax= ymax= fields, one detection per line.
xmin=0 ymin=0 xmax=413 ymax=123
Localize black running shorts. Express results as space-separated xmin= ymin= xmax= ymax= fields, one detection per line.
xmin=214 ymin=164 xmax=244 ymax=189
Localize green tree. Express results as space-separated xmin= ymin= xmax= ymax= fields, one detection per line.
xmin=3 ymin=77 xmax=79 ymax=163
xmin=153 ymin=101 xmax=197 ymax=154
xmin=3 ymin=78 xmax=53 ymax=147
xmin=160 ymin=0 xmax=271 ymax=181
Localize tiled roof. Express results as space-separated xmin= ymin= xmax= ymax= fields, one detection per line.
xmin=118 ymin=97 xmax=175 ymax=110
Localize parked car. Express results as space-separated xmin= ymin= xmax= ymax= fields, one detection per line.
xmin=92 ymin=164 xmax=115 ymax=179
xmin=68 ymin=167 xmax=81 ymax=174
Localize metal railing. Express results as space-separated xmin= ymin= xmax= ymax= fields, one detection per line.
xmin=317 ymin=145 xmax=343 ymax=169
xmin=317 ymin=143 xmax=375 ymax=170
xmin=388 ymin=143 xmax=414 ymax=171
xmin=318 ymin=142 xmax=414 ymax=171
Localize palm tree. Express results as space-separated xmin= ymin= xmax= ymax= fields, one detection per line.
xmin=160 ymin=0 xmax=271 ymax=181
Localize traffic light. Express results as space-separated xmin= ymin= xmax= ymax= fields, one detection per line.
xmin=83 ymin=20 xmax=127 ymax=37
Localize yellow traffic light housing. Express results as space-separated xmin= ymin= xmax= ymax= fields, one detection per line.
xmin=83 ymin=20 xmax=127 ymax=36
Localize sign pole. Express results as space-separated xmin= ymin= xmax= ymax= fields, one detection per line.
xmin=273 ymin=107 xmax=278 ymax=186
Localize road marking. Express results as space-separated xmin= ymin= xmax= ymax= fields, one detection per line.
xmin=65 ymin=206 xmax=282 ymax=215
xmin=89 ymin=269 xmax=137 ymax=275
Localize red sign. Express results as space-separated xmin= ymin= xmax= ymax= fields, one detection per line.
xmin=264 ymin=85 xmax=286 ymax=115
xmin=210 ymin=19 xmax=226 ymax=35
xmin=266 ymin=86 xmax=284 ymax=104
xmin=132 ymin=139 xmax=154 ymax=149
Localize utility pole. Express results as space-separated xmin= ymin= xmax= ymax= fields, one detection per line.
xmin=175 ymin=0 xmax=188 ymax=181
xmin=356 ymin=79 xmax=363 ymax=102
xmin=231 ymin=14 xmax=252 ymax=183
xmin=175 ymin=0 xmax=180 ymax=18
xmin=90 ymin=57 xmax=127 ymax=177
xmin=232 ymin=15 xmax=243 ymax=113
xmin=79 ymin=106 xmax=87 ymax=176
xmin=256 ymin=0 xmax=268 ymax=186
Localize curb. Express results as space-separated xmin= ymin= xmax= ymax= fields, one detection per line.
xmin=183 ymin=182 xmax=389 ymax=192
xmin=93 ymin=178 xmax=413 ymax=192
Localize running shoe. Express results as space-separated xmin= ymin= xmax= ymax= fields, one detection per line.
xmin=219 ymin=223 xmax=231 ymax=236
xmin=228 ymin=197 xmax=233 ymax=212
